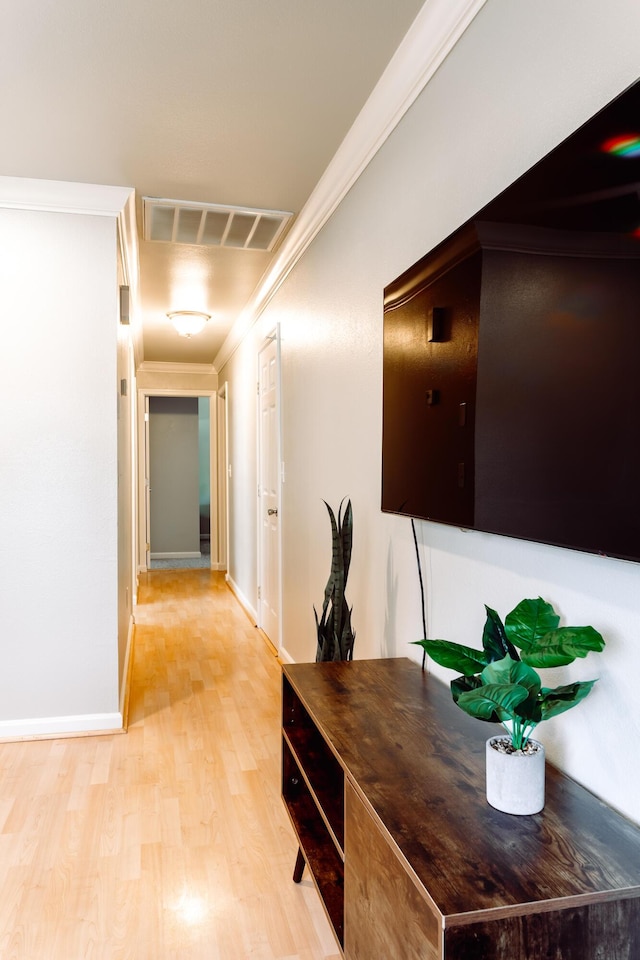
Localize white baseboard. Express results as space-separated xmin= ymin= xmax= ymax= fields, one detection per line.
xmin=226 ymin=574 xmax=257 ymax=623
xmin=278 ymin=644 xmax=295 ymax=664
xmin=0 ymin=711 xmax=124 ymax=741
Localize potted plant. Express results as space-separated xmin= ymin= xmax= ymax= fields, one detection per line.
xmin=414 ymin=598 xmax=605 ymax=814
xmin=314 ymin=498 xmax=355 ymax=661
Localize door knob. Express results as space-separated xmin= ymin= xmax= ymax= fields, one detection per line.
xmin=267 ymin=508 xmax=278 ymax=516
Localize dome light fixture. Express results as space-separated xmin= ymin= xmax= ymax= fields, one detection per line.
xmin=167 ymin=310 xmax=211 ymax=338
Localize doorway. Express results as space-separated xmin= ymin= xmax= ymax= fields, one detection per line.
xmin=217 ymin=383 xmax=229 ymax=575
xmin=137 ymin=388 xmax=218 ymax=573
xmin=147 ymin=396 xmax=210 ymax=569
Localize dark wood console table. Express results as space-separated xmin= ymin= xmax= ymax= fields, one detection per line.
xmin=281 ymin=657 xmax=640 ymax=959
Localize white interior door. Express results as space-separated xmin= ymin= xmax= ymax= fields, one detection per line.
xmin=258 ymin=335 xmax=280 ymax=647
xmin=144 ymin=395 xmax=150 ymax=571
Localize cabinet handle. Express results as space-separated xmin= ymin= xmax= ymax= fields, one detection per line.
xmin=268 ymin=508 xmax=278 ymax=516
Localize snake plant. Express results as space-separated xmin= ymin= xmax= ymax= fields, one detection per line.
xmin=414 ymin=598 xmax=605 ymax=750
xmin=314 ymin=498 xmax=355 ymax=661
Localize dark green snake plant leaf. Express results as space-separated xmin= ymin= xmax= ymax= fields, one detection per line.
xmin=315 ymin=498 xmax=355 ymax=661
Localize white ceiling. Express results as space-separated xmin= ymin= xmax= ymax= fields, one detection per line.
xmin=3 ymin=0 xmax=427 ymax=366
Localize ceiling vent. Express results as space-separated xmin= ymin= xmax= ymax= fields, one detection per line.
xmin=142 ymin=197 xmax=292 ymax=251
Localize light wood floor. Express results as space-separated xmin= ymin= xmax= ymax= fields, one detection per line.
xmin=0 ymin=570 xmax=340 ymax=960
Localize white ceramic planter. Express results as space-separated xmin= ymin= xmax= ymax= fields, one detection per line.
xmin=486 ymin=736 xmax=545 ymax=815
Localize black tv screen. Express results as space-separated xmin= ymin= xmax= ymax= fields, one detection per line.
xmin=382 ymin=79 xmax=640 ymax=563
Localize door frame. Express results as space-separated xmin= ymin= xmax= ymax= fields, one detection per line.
xmin=256 ymin=327 xmax=283 ymax=654
xmin=136 ymin=386 xmax=218 ymax=573
xmin=217 ymin=381 xmax=229 ymax=576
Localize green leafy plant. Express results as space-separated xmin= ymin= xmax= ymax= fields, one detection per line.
xmin=314 ymin=498 xmax=355 ymax=662
xmin=414 ymin=598 xmax=605 ymax=750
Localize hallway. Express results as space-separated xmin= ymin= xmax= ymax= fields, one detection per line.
xmin=0 ymin=571 xmax=339 ymax=959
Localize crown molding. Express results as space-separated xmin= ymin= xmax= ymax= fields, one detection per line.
xmin=214 ymin=0 xmax=489 ymax=371
xmin=0 ymin=176 xmax=134 ymax=217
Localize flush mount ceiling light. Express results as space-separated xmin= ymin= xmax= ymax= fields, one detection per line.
xmin=167 ymin=310 xmax=210 ymax=338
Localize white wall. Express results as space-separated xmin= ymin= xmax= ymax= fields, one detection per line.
xmin=219 ymin=0 xmax=640 ymax=825
xmin=0 ymin=183 xmax=135 ymax=735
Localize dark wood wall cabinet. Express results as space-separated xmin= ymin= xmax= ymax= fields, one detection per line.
xmin=281 ymin=658 xmax=640 ymax=959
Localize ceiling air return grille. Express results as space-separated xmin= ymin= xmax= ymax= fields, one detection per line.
xmin=142 ymin=197 xmax=292 ymax=251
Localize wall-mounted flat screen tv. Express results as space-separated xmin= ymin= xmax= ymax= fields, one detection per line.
xmin=382 ymin=79 xmax=640 ymax=562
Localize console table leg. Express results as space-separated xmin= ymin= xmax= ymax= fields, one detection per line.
xmin=293 ymin=847 xmax=305 ymax=883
